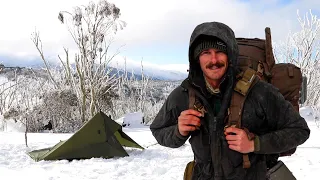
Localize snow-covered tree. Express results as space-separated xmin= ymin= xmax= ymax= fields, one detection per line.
xmin=110 ymin=58 xmax=154 ymax=123
xmin=107 ymin=58 xmax=179 ymax=125
xmin=31 ymin=0 xmax=126 ymax=128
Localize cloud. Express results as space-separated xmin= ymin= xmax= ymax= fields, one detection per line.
xmin=0 ymin=0 xmax=318 ymax=66
xmin=113 ymin=0 xmax=317 ymax=45
xmin=0 ymin=0 xmax=93 ymax=61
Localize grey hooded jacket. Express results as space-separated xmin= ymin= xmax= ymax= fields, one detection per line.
xmin=150 ymin=22 xmax=310 ymax=180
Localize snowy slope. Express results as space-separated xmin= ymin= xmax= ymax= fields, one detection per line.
xmin=109 ymin=58 xmax=188 ymax=81
xmin=0 ymin=107 xmax=319 ymax=180
xmin=279 ymin=107 xmax=320 ymax=179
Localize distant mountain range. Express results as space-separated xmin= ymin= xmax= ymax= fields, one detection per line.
xmin=0 ymin=56 xmax=188 ymax=81
xmin=108 ymin=64 xmax=188 ymax=81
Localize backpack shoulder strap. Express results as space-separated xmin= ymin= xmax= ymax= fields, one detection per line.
xmin=227 ymin=68 xmax=260 ymax=169
xmin=233 ymin=68 xmax=259 ymax=96
xmin=188 ymin=86 xmax=196 ymax=109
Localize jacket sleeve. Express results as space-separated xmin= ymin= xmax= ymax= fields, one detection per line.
xmin=253 ymin=83 xmax=310 ymax=154
xmin=149 ymin=87 xmax=190 ymax=148
xmin=254 ymin=83 xmax=310 ymax=154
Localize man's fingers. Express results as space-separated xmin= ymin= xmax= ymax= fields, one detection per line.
xmin=225 ymin=135 xmax=239 ymax=141
xmin=178 ymin=110 xmax=202 ymax=134
xmin=179 ymin=115 xmax=201 ymax=127
xmin=180 ymin=109 xmax=203 ymax=117
xmin=227 ymin=140 xmax=239 ymax=146
xmin=181 ymin=121 xmax=201 ymax=129
xmin=225 ymin=127 xmax=243 ymax=135
xmin=180 ymin=125 xmax=197 ymax=132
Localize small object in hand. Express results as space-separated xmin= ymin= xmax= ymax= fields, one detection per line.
xmin=190 ymin=100 xmax=206 ymax=131
xmin=193 ymin=101 xmax=207 ymax=117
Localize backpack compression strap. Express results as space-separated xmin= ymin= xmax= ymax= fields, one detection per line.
xmin=264 ymin=27 xmax=274 ymax=79
xmin=226 ymin=68 xmax=260 ymax=169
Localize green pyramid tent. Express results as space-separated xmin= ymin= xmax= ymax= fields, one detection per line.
xmin=28 ymin=111 xmax=144 ymax=161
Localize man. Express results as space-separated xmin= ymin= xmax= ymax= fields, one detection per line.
xmin=150 ymin=22 xmax=310 ymax=180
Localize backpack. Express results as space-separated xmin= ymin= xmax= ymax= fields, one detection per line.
xmin=233 ymin=28 xmax=303 ymax=164
xmin=236 ymin=27 xmax=303 ymax=113
xmin=187 ymin=27 xmax=304 ymax=169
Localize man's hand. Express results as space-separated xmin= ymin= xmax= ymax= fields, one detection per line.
xmin=224 ymin=127 xmax=254 ymax=153
xmin=178 ymin=109 xmax=202 ymax=136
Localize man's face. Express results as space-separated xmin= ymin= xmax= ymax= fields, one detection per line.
xmin=199 ymin=48 xmax=228 ymax=83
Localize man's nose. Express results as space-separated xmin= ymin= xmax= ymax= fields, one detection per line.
xmin=210 ymin=51 xmax=218 ymax=63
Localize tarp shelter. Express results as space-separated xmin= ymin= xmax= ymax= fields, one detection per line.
xmin=28 ymin=111 xmax=144 ymax=161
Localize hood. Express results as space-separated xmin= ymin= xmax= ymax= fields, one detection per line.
xmin=188 ymin=21 xmax=239 ymax=82
xmin=186 ymin=22 xmax=239 ymax=125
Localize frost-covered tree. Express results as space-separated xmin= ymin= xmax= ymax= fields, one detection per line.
xmin=110 ymin=59 xmax=152 ymax=122
xmin=108 ymin=58 xmax=179 ymax=125
xmin=0 ymin=68 xmax=51 ymax=132
xmin=31 ymin=0 xmax=126 ymax=128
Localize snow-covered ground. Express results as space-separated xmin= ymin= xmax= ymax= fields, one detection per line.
xmin=0 ymin=107 xmax=319 ymax=180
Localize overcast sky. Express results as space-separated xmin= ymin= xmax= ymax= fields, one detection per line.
xmin=0 ymin=0 xmax=319 ymax=72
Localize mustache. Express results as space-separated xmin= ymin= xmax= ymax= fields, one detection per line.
xmin=206 ymin=62 xmax=225 ymax=69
